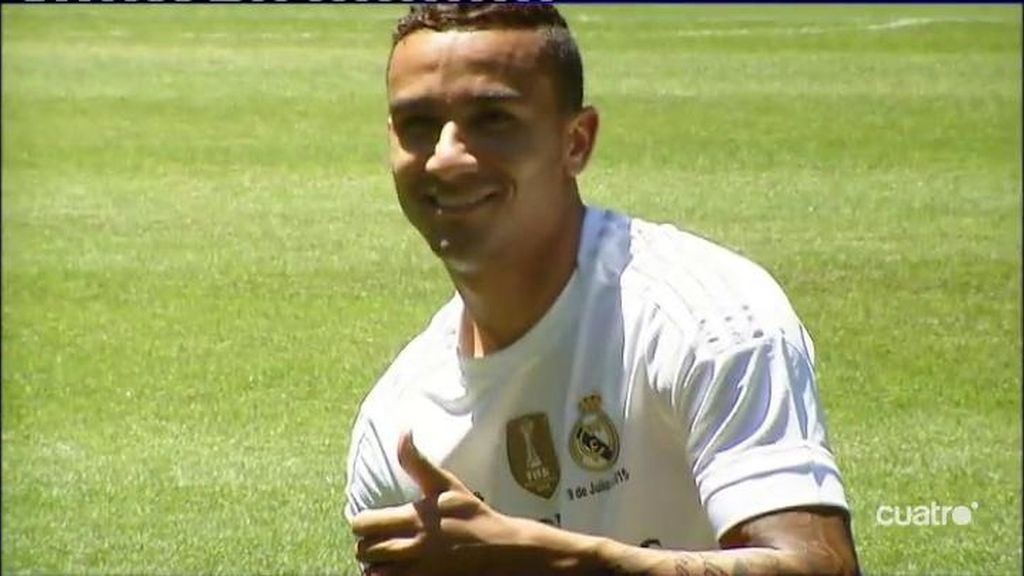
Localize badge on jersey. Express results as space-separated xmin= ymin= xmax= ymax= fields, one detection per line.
xmin=569 ymin=394 xmax=620 ymax=471
xmin=506 ymin=413 xmax=560 ymax=499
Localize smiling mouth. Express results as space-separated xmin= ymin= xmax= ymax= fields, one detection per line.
xmin=428 ymin=190 xmax=500 ymax=213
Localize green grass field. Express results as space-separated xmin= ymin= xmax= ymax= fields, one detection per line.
xmin=2 ymin=5 xmax=1020 ymax=574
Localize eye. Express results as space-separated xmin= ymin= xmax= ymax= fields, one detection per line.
xmin=395 ymin=115 xmax=442 ymax=140
xmin=473 ymin=109 xmax=516 ymax=131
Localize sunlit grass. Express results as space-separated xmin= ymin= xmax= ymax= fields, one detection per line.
xmin=3 ymin=5 xmax=1020 ymax=574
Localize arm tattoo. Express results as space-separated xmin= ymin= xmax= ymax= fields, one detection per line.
xmin=609 ymin=551 xmax=789 ymax=576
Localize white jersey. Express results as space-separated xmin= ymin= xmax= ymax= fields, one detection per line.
xmin=345 ymin=206 xmax=848 ymax=551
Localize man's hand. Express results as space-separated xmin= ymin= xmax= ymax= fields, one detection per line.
xmin=350 ymin=431 xmax=536 ymax=574
xmin=349 ymin=432 xmax=859 ymax=576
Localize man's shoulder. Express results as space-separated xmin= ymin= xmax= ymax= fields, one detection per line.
xmin=586 ymin=207 xmax=775 ymax=284
xmin=356 ymin=296 xmax=461 ymax=418
xmin=586 ymin=207 xmax=804 ymax=348
xmin=625 ymin=215 xmax=777 ymax=293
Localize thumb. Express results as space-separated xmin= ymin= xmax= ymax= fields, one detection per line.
xmin=397 ymin=430 xmax=461 ymax=496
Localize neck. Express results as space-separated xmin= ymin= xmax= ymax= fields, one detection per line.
xmin=451 ymin=200 xmax=585 ymax=357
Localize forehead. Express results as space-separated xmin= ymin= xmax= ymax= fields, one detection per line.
xmin=387 ymin=29 xmax=553 ymax=106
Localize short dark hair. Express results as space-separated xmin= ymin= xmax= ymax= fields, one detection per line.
xmin=389 ymin=4 xmax=584 ymax=112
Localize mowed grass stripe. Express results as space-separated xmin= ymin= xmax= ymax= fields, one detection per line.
xmin=3 ymin=5 xmax=1020 ymax=575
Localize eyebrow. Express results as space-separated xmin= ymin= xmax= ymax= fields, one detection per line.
xmin=389 ymin=88 xmax=524 ymax=114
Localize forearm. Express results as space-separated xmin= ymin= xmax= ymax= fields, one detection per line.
xmin=592 ymin=538 xmax=849 ymax=576
xmin=512 ymin=518 xmax=853 ymax=576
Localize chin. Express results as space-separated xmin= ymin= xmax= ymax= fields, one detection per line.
xmin=432 ymin=239 xmax=487 ymax=276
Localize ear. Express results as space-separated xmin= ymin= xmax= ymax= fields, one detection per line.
xmin=564 ymin=106 xmax=600 ymax=177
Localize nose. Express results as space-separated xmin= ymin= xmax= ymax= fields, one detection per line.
xmin=424 ymin=121 xmax=477 ymax=180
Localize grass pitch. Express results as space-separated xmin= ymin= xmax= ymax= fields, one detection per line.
xmin=2 ymin=5 xmax=1021 ymax=575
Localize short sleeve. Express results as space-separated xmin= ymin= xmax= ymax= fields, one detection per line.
xmin=677 ymin=328 xmax=849 ymax=538
xmin=344 ymin=416 xmax=405 ymax=523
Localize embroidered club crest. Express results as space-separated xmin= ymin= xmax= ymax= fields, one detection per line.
xmin=569 ymin=394 xmax=620 ymax=471
xmin=506 ymin=413 xmax=560 ymax=499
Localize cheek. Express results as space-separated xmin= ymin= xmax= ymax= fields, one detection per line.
xmin=392 ymin=173 xmax=423 ymax=226
xmin=389 ymin=134 xmax=413 ymax=171
xmin=389 ymin=166 xmax=418 ymax=219
xmin=390 ymin=147 xmax=422 ymax=188
xmin=516 ymin=143 xmax=567 ymax=185
xmin=388 ymin=125 xmax=426 ymax=174
xmin=481 ymin=132 xmax=564 ymax=180
xmin=521 ymin=124 xmax=568 ymax=171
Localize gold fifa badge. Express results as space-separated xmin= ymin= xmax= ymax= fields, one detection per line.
xmin=506 ymin=413 xmax=560 ymax=499
xmin=569 ymin=394 xmax=620 ymax=471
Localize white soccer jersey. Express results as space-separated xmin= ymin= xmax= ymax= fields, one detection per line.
xmin=345 ymin=206 xmax=848 ymax=551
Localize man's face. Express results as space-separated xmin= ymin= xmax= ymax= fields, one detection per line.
xmin=387 ymin=28 xmax=586 ymax=271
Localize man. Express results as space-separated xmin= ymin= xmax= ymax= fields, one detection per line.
xmin=345 ymin=5 xmax=860 ymax=575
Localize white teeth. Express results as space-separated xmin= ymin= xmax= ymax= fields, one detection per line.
xmin=434 ymin=193 xmax=491 ymax=209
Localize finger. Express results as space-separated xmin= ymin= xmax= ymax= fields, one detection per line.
xmin=350 ymin=504 xmax=422 ymax=538
xmin=362 ymin=564 xmax=406 ymax=576
xmin=397 ymin=430 xmax=463 ymax=496
xmin=356 ymin=534 xmax=423 ymax=564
